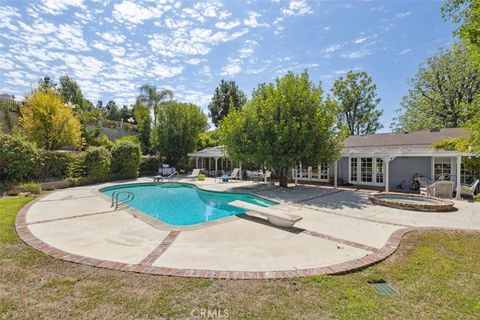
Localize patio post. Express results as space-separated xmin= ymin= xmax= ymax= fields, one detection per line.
xmin=195 ymin=158 xmax=198 ymax=169
xmin=239 ymin=161 xmax=242 ymax=180
xmin=456 ymin=155 xmax=461 ymax=200
xmin=333 ymin=160 xmax=338 ymax=189
xmin=215 ymin=157 xmax=218 ymax=180
xmin=385 ymin=158 xmax=390 ymax=192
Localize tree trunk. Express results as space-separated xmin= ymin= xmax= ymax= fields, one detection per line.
xmin=278 ymin=168 xmax=289 ymax=188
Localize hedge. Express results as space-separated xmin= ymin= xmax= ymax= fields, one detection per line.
xmin=140 ymin=155 xmax=161 ymax=173
xmin=110 ymin=140 xmax=141 ymax=179
xmin=85 ymin=146 xmax=111 ymax=179
xmin=0 ymin=134 xmax=41 ymax=182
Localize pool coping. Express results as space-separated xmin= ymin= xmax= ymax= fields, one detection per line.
xmin=15 ymin=192 xmax=480 ymax=279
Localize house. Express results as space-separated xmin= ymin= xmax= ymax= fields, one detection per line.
xmin=189 ymin=128 xmax=478 ymax=199
xmin=293 ymin=127 xmax=477 ymax=199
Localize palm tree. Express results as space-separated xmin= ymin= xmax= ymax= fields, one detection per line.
xmin=136 ymin=85 xmax=173 ymax=126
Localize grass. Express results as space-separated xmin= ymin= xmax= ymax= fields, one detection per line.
xmin=1 ymin=197 xmax=480 ymax=319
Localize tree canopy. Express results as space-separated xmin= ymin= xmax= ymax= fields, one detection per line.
xmin=155 ymin=101 xmax=208 ymax=165
xmin=19 ymin=89 xmax=81 ymax=150
xmin=393 ymin=43 xmax=480 ymax=131
xmin=208 ymin=80 xmax=247 ymax=127
xmin=219 ymin=71 xmax=344 ymax=188
xmin=331 ymin=71 xmax=383 ymax=135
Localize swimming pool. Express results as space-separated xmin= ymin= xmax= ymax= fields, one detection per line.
xmin=100 ymin=183 xmax=277 ymax=226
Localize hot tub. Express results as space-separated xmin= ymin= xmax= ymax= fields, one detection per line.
xmin=368 ymin=193 xmax=454 ymax=212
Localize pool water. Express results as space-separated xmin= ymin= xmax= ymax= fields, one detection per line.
xmin=100 ymin=183 xmax=277 ymax=226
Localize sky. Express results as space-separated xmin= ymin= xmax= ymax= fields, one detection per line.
xmin=0 ymin=0 xmax=455 ymax=131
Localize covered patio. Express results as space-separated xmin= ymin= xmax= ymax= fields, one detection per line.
xmin=187 ymin=146 xmax=240 ymax=178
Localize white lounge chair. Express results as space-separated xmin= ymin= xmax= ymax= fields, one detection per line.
xmin=187 ymin=169 xmax=201 ymax=180
xmin=229 ymin=200 xmax=303 ymax=228
xmin=422 ymin=180 xmax=454 ymax=198
xmin=228 ymin=168 xmax=240 ymax=181
xmin=461 ymin=179 xmax=479 ymax=197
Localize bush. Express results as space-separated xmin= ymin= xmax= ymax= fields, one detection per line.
xmin=38 ymin=150 xmax=71 ymax=179
xmin=111 ymin=141 xmax=141 ymax=179
xmin=19 ymin=182 xmax=42 ymax=194
xmin=65 ymin=152 xmax=86 ymax=178
xmin=6 ymin=187 xmax=21 ymax=196
xmin=0 ymin=134 xmax=41 ymax=182
xmin=85 ymin=146 xmax=111 ymax=179
xmin=140 ymin=155 xmax=161 ymax=173
xmin=96 ymin=134 xmax=114 ymax=150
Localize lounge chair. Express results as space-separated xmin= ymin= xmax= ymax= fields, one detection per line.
xmin=461 ymin=179 xmax=479 ymax=197
xmin=229 ymin=200 xmax=303 ymax=228
xmin=228 ymin=168 xmax=240 ymax=181
xmin=187 ymin=169 xmax=201 ymax=180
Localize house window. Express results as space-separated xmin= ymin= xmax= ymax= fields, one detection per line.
xmin=433 ymin=157 xmax=452 ymax=181
xmin=361 ymin=157 xmax=373 ymax=183
xmin=350 ymin=158 xmax=357 ymax=182
xmin=376 ymin=158 xmax=384 ymax=184
xmin=461 ymin=164 xmax=474 ymax=184
xmin=319 ymin=163 xmax=329 ymax=180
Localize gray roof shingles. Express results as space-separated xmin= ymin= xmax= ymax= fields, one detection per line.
xmin=344 ymin=128 xmax=470 ymax=148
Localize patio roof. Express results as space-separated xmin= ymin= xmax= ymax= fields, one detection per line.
xmin=187 ymin=146 xmax=227 ymax=158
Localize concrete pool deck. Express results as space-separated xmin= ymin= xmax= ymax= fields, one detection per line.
xmin=15 ymin=178 xmax=480 ymax=279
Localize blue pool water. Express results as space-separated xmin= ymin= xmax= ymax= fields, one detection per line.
xmin=100 ymin=183 xmax=277 ymax=226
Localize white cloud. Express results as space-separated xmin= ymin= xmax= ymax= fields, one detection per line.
xmin=56 ymin=24 xmax=89 ymax=51
xmin=92 ymin=41 xmax=108 ymax=51
xmin=324 ymin=44 xmax=341 ymax=53
xmin=110 ymin=47 xmax=126 ymax=56
xmin=396 ymin=11 xmax=412 ymax=18
xmin=353 ymin=37 xmax=368 ymax=44
xmin=220 ymin=59 xmax=242 ymax=76
xmin=323 ymin=26 xmax=331 ymax=31
xmin=98 ymin=32 xmax=126 ymax=43
xmin=163 ymin=18 xmax=192 ymax=29
xmin=186 ymin=58 xmax=206 ymax=65
xmin=239 ymin=40 xmax=258 ymax=58
xmin=341 ymin=49 xmax=371 ymax=59
xmin=36 ymin=0 xmax=86 ymax=15
xmin=244 ymin=11 xmax=268 ymax=28
xmin=398 ymin=48 xmax=411 ymax=55
xmin=113 ymin=1 xmax=162 ymax=25
xmin=0 ymin=6 xmax=21 ymax=32
xmin=281 ymin=0 xmax=313 ymax=16
xmin=216 ymin=20 xmax=241 ymax=30
xmin=150 ymin=63 xmax=184 ymax=78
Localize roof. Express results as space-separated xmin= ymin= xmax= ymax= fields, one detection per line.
xmin=343 ymin=128 xmax=470 ymax=149
xmin=187 ymin=146 xmax=227 ymax=158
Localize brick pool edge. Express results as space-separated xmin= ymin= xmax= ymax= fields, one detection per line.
xmin=14 ymin=194 xmax=477 ymax=280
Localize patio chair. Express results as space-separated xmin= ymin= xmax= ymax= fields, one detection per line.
xmin=228 ymin=168 xmax=240 ymax=181
xmin=461 ymin=179 xmax=479 ymax=197
xmin=424 ymin=181 xmax=454 ymax=198
xmin=187 ymin=169 xmax=201 ymax=180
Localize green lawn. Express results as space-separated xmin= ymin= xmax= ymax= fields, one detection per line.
xmin=1 ymin=197 xmax=479 ymax=319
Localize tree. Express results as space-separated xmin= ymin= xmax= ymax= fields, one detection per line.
xmin=104 ymin=100 xmax=120 ymax=121
xmin=133 ymin=103 xmax=152 ymax=154
xmin=136 ymin=85 xmax=173 ymax=126
xmin=442 ymin=0 xmax=480 ymax=48
xmin=197 ymin=130 xmax=219 ymax=150
xmin=37 ymin=76 xmax=57 ymax=92
xmin=208 ymin=80 xmax=247 ymax=127
xmin=155 ymin=101 xmax=208 ymax=165
xmin=393 ymin=43 xmax=480 ymax=131
xmin=331 ymin=71 xmax=383 ymax=135
xmin=219 ymin=71 xmax=344 ymax=188
xmin=19 ymin=88 xmax=81 ymax=150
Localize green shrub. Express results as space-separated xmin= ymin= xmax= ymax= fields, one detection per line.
xmin=65 ymin=152 xmax=86 ymax=178
xmin=96 ymin=134 xmax=114 ymax=150
xmin=111 ymin=140 xmax=141 ymax=179
xmin=6 ymin=187 xmax=21 ymax=196
xmin=38 ymin=150 xmax=71 ymax=179
xmin=116 ymin=135 xmax=141 ymax=145
xmin=85 ymin=146 xmax=111 ymax=179
xmin=140 ymin=155 xmax=161 ymax=173
xmin=198 ymin=174 xmax=205 ymax=181
xmin=19 ymin=182 xmax=42 ymax=194
xmin=0 ymin=134 xmax=41 ymax=182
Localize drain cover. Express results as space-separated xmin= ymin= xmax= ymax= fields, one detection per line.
xmin=368 ymin=281 xmax=398 ymax=295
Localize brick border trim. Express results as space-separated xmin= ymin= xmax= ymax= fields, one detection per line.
xmin=15 ymin=195 xmax=480 ymax=280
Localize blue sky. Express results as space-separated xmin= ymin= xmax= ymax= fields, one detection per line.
xmin=0 ymin=0 xmax=455 ymax=130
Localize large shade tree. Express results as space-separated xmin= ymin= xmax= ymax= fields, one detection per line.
xmin=331 ymin=71 xmax=383 ymax=135
xmin=208 ymin=80 xmax=247 ymax=127
xmin=155 ymin=101 xmax=208 ymax=165
xmin=137 ymin=85 xmax=173 ymax=126
xmin=19 ymin=88 xmax=81 ymax=150
xmin=219 ymin=71 xmax=344 ymax=188
xmin=393 ymin=43 xmax=480 ymax=131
